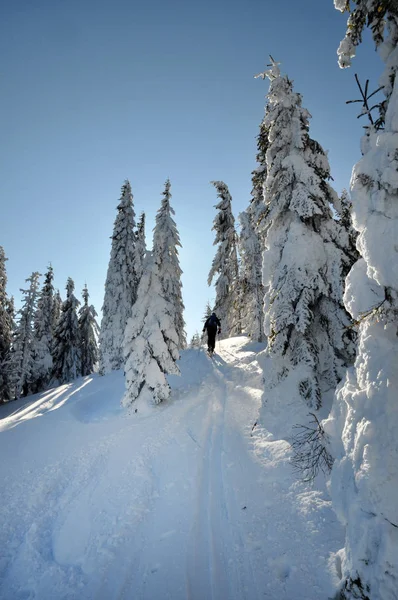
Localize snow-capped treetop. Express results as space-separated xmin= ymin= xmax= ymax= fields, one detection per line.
xmin=208 ymin=181 xmax=241 ymax=338
xmin=66 ymin=278 xmax=75 ymax=298
xmin=208 ymin=181 xmax=239 ymax=282
xmin=152 ymin=179 xmax=186 ymax=348
xmin=254 ymin=55 xmax=281 ymax=82
xmin=153 ymin=180 xmax=181 ymax=277
xmin=261 ymin=66 xmax=339 ymax=226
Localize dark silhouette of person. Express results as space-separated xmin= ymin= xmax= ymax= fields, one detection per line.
xmin=203 ymin=312 xmax=221 ymax=354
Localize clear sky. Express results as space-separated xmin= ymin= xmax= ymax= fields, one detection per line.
xmin=1 ymin=0 xmax=383 ymax=342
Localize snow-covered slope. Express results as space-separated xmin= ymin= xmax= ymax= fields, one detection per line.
xmin=0 ymin=337 xmax=343 ymax=600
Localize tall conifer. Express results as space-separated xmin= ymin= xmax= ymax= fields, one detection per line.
xmin=52 ymin=278 xmax=81 ymax=384
xmin=135 ymin=212 xmax=147 ymax=281
xmin=9 ymin=272 xmax=41 ymax=398
xmin=99 ymin=181 xmax=139 ymax=374
xmin=78 ymin=284 xmax=99 ymax=376
xmin=33 ymin=264 xmax=55 ymax=392
xmin=0 ymin=248 xmax=13 ymax=401
xmin=208 ymin=181 xmax=241 ymax=338
xmin=257 ymin=58 xmax=355 ymax=408
xmin=238 ymin=210 xmax=265 ymax=342
xmin=152 ymin=180 xmax=186 ymax=349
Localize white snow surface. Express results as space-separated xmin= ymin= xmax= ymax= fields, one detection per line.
xmin=0 ymin=336 xmax=343 ymax=600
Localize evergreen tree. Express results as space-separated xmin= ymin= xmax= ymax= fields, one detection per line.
xmin=122 ymin=252 xmax=180 ymax=407
xmin=250 ymin=119 xmax=270 ymax=240
xmin=52 ymin=290 xmax=62 ymax=333
xmin=189 ymin=332 xmax=201 ymax=348
xmin=339 ymin=189 xmax=360 ymax=278
xmin=9 ymin=272 xmax=41 ymax=398
xmin=6 ymin=297 xmax=15 ymax=331
xmin=203 ymin=301 xmax=213 ymax=323
xmin=208 ymin=181 xmax=241 ymax=338
xmin=323 ymin=6 xmax=398 ymax=599
xmin=135 ymin=212 xmax=147 ymax=281
xmin=153 ymin=179 xmax=186 ymax=349
xmin=32 ymin=264 xmax=55 ymax=392
xmin=238 ymin=209 xmax=265 ymax=342
xmin=257 ymin=58 xmax=355 ymax=408
xmin=99 ymin=181 xmax=139 ymax=374
xmin=52 ymin=278 xmax=81 ymax=384
xmin=0 ymin=248 xmax=13 ymax=402
xmin=237 ymin=118 xmax=269 ymax=343
xmin=237 ymin=118 xmax=270 ymax=342
xmin=78 ymin=284 xmax=99 ymax=376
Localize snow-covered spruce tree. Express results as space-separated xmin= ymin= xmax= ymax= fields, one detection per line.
xmin=0 ymin=247 xmax=14 ymax=402
xmin=78 ymin=284 xmax=99 ymax=376
xmin=52 ymin=289 xmax=62 ymax=332
xmin=9 ymin=272 xmax=41 ymax=398
xmin=99 ymin=181 xmax=139 ymax=375
xmin=339 ymin=189 xmax=360 ymax=278
xmin=235 ymin=118 xmax=270 ymax=343
xmin=52 ymin=278 xmax=81 ymax=384
xmin=32 ymin=264 xmax=55 ymax=392
xmin=250 ymin=119 xmax=270 ymax=240
xmin=208 ymin=181 xmax=241 ymax=338
xmin=189 ymin=332 xmax=201 ymax=348
xmin=135 ymin=212 xmax=147 ymax=281
xmin=238 ymin=209 xmax=265 ymax=342
xmin=122 ymin=252 xmax=180 ymax=407
xmin=203 ymin=301 xmax=213 ymax=323
xmin=152 ymin=179 xmax=186 ymax=349
xmin=256 ymin=58 xmax=355 ymax=409
xmin=322 ymin=5 xmax=398 ymax=599
xmin=236 ymin=119 xmax=269 ymax=343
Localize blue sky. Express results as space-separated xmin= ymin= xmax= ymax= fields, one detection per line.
xmin=1 ymin=0 xmax=382 ymax=341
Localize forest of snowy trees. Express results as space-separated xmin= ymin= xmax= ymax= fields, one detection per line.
xmin=1 ymin=0 xmax=398 ymax=598
xmin=0 ymin=257 xmax=99 ymax=401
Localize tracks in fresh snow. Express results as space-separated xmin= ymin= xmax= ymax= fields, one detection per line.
xmin=187 ymin=374 xmax=231 ymax=599
xmin=185 ymin=358 xmax=256 ymax=600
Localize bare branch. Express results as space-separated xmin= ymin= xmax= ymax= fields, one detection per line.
xmin=290 ymin=413 xmax=334 ymax=482
xmin=346 ymin=74 xmax=385 ymax=130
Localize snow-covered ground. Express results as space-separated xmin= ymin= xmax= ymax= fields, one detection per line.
xmin=0 ymin=337 xmax=343 ymax=600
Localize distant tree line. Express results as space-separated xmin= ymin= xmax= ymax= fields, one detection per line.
xmin=0 ymin=257 xmax=99 ymax=402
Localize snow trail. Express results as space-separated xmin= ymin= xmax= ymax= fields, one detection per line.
xmin=0 ymin=337 xmax=343 ymax=599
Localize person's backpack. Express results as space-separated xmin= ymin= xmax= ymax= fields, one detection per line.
xmin=207 ymin=314 xmax=218 ymax=328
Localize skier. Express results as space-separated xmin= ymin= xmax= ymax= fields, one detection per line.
xmin=203 ymin=312 xmax=221 ymax=355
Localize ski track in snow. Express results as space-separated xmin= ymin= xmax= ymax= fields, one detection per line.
xmin=0 ymin=337 xmax=343 ymax=600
